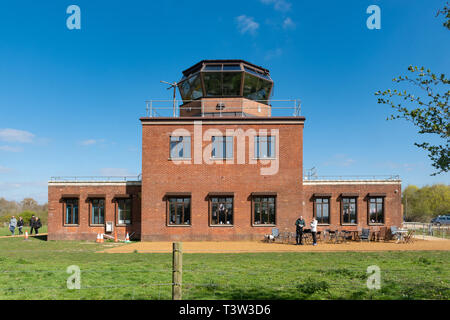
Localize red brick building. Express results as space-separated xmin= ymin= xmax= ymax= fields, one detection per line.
xmin=48 ymin=60 xmax=402 ymax=241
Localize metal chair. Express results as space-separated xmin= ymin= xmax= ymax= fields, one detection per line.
xmin=360 ymin=228 xmax=370 ymax=242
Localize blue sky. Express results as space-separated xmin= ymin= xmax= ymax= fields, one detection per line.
xmin=0 ymin=0 xmax=449 ymax=203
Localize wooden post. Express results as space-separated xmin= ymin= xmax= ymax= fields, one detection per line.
xmin=172 ymin=242 xmax=182 ymax=300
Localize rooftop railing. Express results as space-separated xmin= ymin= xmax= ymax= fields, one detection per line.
xmin=303 ymin=175 xmax=401 ymax=181
xmin=49 ymin=175 xmax=142 ymax=182
xmin=144 ymin=99 xmax=301 ymax=117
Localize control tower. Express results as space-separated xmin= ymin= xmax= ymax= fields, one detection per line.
xmin=177 ymin=59 xmax=274 ymax=117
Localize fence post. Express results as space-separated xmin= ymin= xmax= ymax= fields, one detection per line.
xmin=172 ymin=242 xmax=182 ymax=300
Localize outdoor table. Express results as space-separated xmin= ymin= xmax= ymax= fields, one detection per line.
xmin=347 ymin=230 xmax=359 ymax=241
xmin=395 ymin=229 xmax=408 ymax=243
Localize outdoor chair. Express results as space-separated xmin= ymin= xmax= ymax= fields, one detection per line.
xmin=378 ymin=227 xmax=387 ymax=242
xmin=302 ymin=228 xmax=313 ymax=245
xmin=404 ymin=229 xmax=415 ymax=243
xmin=327 ymin=230 xmax=339 ymax=243
xmin=360 ymin=228 xmax=370 ymax=242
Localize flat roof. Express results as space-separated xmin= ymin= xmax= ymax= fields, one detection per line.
xmin=182 ymin=59 xmax=270 ymax=76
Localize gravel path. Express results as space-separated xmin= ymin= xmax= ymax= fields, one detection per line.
xmin=101 ymin=239 xmax=450 ymax=254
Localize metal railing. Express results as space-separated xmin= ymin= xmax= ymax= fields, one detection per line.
xmin=144 ymin=99 xmax=301 ymax=117
xmin=403 ymin=222 xmax=450 ymax=240
xmin=49 ymin=175 xmax=142 ymax=182
xmin=303 ymin=175 xmax=401 ymax=181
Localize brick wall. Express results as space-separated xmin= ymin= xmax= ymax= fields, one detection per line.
xmin=47 ymin=182 xmax=141 ymax=240
xmin=303 ymin=181 xmax=403 ymax=231
xmin=140 ymin=117 xmax=304 ymax=241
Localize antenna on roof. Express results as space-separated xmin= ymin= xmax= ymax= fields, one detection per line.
xmin=160 ymin=80 xmax=178 ymax=117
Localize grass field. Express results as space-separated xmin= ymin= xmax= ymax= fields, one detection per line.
xmin=0 ymin=237 xmax=449 ymax=300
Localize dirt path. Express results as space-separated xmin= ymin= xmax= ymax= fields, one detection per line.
xmin=101 ymin=239 xmax=450 ymax=254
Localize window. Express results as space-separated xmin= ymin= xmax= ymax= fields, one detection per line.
xmin=117 ymin=198 xmax=131 ymax=225
xmin=170 ymin=136 xmax=191 ymax=159
xmin=253 ymin=196 xmax=276 ymax=225
xmin=64 ymin=199 xmax=78 ymax=225
xmin=210 ymin=197 xmax=233 ymax=225
xmin=255 ymin=136 xmax=275 ymax=158
xmin=168 ymin=197 xmax=191 ymax=225
xmin=212 ymin=136 xmax=233 ymax=159
xmin=314 ymin=198 xmax=330 ymax=224
xmin=369 ymin=197 xmax=384 ymax=224
xmin=342 ymin=197 xmax=357 ymax=224
xmin=90 ymin=199 xmax=105 ymax=225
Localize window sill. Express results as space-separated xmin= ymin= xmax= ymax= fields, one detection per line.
xmin=116 ymin=224 xmax=131 ymax=227
xmin=252 ymin=224 xmax=276 ymax=227
xmin=90 ymin=224 xmax=105 ymax=227
xmin=317 ymin=224 xmax=330 ymax=226
xmin=167 ymin=224 xmax=192 ymax=227
xmin=210 ymin=224 xmax=234 ymax=227
xmin=341 ymin=223 xmax=358 ymax=226
xmin=252 ymin=157 xmax=277 ymax=160
xmin=168 ymin=158 xmax=192 ymax=161
xmin=64 ymin=224 xmax=79 ymax=227
xmin=369 ymin=223 xmax=385 ymax=226
xmin=210 ymin=158 xmax=234 ymax=161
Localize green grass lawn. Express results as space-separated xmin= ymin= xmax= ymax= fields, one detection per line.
xmin=0 ymin=237 xmax=448 ymax=300
xmin=0 ymin=225 xmax=47 ymax=236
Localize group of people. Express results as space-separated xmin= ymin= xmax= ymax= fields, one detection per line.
xmin=8 ymin=215 xmax=42 ymax=236
xmin=295 ymin=216 xmax=318 ymax=246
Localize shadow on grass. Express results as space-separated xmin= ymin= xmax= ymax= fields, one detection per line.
xmin=32 ymin=235 xmax=47 ymax=241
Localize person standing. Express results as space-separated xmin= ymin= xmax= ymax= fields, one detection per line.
xmin=295 ymin=215 xmax=306 ymax=245
xmin=17 ymin=217 xmax=24 ymax=235
xmin=29 ymin=215 xmax=36 ymax=235
xmin=311 ymin=217 xmax=318 ymax=246
xmin=34 ymin=217 xmax=42 ymax=235
xmin=9 ymin=216 xmax=17 ymax=236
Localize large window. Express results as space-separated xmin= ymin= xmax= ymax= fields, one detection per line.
xmin=168 ymin=197 xmax=191 ymax=225
xmin=255 ymin=136 xmax=275 ymax=158
xmin=342 ymin=197 xmax=357 ymax=224
xmin=64 ymin=199 xmax=78 ymax=225
xmin=253 ymin=196 xmax=276 ymax=225
xmin=90 ymin=198 xmax=105 ymax=225
xmin=211 ymin=136 xmax=233 ymax=159
xmin=178 ymin=73 xmax=203 ymax=100
xmin=210 ymin=197 xmax=233 ymax=225
xmin=369 ymin=197 xmax=384 ymax=224
xmin=170 ymin=136 xmax=191 ymax=159
xmin=314 ymin=198 xmax=330 ymax=224
xmin=117 ymin=198 xmax=131 ymax=225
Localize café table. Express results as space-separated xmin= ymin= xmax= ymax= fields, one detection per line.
xmin=395 ymin=229 xmax=408 ymax=243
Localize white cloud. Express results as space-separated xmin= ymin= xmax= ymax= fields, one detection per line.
xmin=0 ymin=145 xmax=23 ymax=152
xmin=79 ymin=139 xmax=105 ymax=146
xmin=323 ymin=154 xmax=356 ymax=167
xmin=265 ymin=48 xmax=283 ymax=60
xmin=0 ymin=165 xmax=13 ymax=174
xmin=260 ymin=0 xmax=292 ymax=12
xmin=282 ymin=17 xmax=296 ymax=29
xmin=99 ymin=168 xmax=132 ymax=176
xmin=236 ymin=15 xmax=260 ymax=35
xmin=0 ymin=128 xmax=34 ymax=143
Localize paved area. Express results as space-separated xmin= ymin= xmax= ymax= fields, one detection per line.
xmin=101 ymin=239 xmax=450 ymax=253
